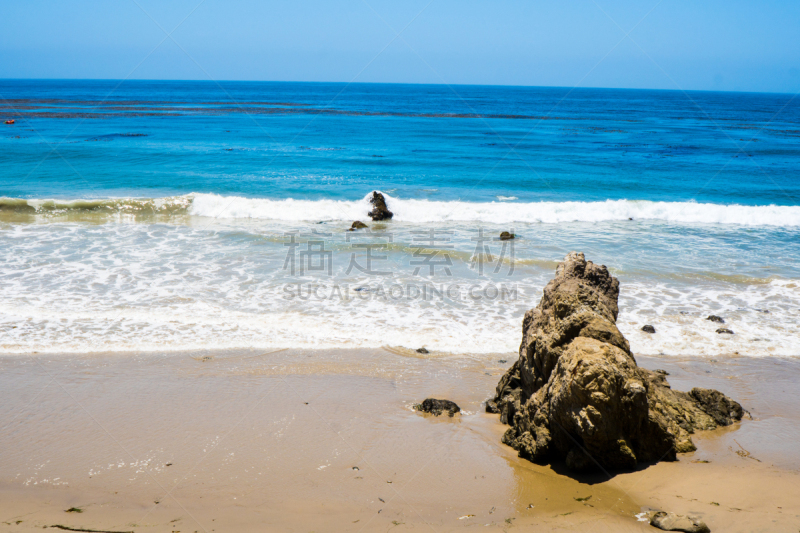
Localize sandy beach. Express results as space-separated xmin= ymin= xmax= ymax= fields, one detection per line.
xmin=1 ymin=349 xmax=798 ymax=532
xmin=3 ymin=2 xmax=800 ymax=532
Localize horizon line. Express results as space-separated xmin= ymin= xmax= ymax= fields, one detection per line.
xmin=1 ymin=77 xmax=797 ymax=97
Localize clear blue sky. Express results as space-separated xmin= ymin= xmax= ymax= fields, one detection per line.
xmin=1 ymin=0 xmax=799 ymax=93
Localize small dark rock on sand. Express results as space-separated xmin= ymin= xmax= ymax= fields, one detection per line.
xmin=716 ymin=328 xmax=734 ymax=335
xmin=349 ymin=220 xmax=368 ymax=231
xmin=649 ymin=511 xmax=710 ymax=533
xmin=706 ymin=315 xmax=725 ymax=323
xmin=416 ymin=347 xmax=429 ymax=354
xmin=415 ymin=398 xmax=460 ymax=417
xmin=642 ymin=325 xmax=656 ymax=333
xmin=367 ymin=191 xmax=393 ymax=221
xmin=499 ymin=231 xmax=515 ymax=240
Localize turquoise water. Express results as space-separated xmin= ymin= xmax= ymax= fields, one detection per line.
xmin=3 ymin=80 xmax=800 ymax=204
xmin=1 ymin=80 xmax=799 ymax=356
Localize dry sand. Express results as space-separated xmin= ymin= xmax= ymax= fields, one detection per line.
xmin=1 ymin=349 xmax=798 ymax=532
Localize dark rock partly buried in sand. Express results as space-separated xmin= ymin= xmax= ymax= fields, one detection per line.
xmin=491 ymin=252 xmax=743 ymax=471
xmin=416 ymin=347 xmax=429 ymax=354
xmin=706 ymin=315 xmax=725 ymax=323
xmin=650 ymin=511 xmax=711 ymax=533
xmin=415 ymin=398 xmax=460 ymax=417
xmin=642 ymin=325 xmax=656 ymax=333
xmin=367 ymin=191 xmax=393 ymax=221
xmin=348 ymin=221 xmax=368 ymax=231
xmin=716 ymin=328 xmax=734 ymax=335
xmin=499 ymin=231 xmax=515 ymax=241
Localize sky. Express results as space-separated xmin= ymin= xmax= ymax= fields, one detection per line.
xmin=1 ymin=0 xmax=799 ymax=93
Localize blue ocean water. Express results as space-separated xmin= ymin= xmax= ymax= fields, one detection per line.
xmin=2 ymin=80 xmax=800 ymax=204
xmin=1 ymin=80 xmax=799 ymax=356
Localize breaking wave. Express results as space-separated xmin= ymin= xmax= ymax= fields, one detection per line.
xmin=0 ymin=195 xmax=192 ymax=215
xmin=3 ymin=193 xmax=800 ymax=226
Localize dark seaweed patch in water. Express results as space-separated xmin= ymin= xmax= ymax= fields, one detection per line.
xmin=85 ymin=133 xmax=149 ymax=141
xmin=586 ymin=126 xmax=626 ymax=134
xmin=768 ymin=128 xmax=800 ymax=138
xmin=1 ymin=98 xmax=572 ymax=121
xmin=657 ymin=144 xmax=702 ymax=156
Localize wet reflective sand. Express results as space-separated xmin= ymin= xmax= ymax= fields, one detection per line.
xmin=1 ymin=349 xmax=798 ymax=532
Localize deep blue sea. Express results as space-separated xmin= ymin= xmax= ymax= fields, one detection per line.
xmin=1 ymin=80 xmax=799 ymax=356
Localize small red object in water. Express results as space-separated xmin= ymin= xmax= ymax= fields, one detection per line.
xmin=4 ymin=120 xmax=14 ymax=124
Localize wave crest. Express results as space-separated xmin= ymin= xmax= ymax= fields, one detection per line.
xmin=3 ymin=193 xmax=800 ymax=226
xmin=0 ymin=195 xmax=192 ymax=215
xmin=190 ymin=193 xmax=800 ymax=226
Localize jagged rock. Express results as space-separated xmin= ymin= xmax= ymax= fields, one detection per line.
xmin=500 ymin=231 xmax=515 ymax=240
xmin=690 ymin=388 xmax=743 ymax=426
xmin=492 ymin=252 xmax=743 ymax=471
xmin=650 ymin=511 xmax=710 ymax=533
xmin=716 ymin=328 xmax=734 ymax=335
xmin=642 ymin=325 xmax=656 ymax=333
xmin=416 ymin=347 xmax=429 ymax=354
xmin=415 ymin=398 xmax=460 ymax=417
xmin=706 ymin=315 xmax=725 ymax=323
xmin=367 ymin=191 xmax=393 ymax=221
xmin=349 ymin=221 xmax=368 ymax=231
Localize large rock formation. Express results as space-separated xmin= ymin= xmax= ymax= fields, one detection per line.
xmin=492 ymin=252 xmax=743 ymax=471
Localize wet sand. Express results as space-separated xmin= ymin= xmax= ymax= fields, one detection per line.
xmin=1 ymin=349 xmax=798 ymax=532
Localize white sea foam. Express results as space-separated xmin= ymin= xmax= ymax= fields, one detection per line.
xmin=188 ymin=193 xmax=372 ymax=222
xmin=617 ymin=279 xmax=800 ymax=356
xmin=188 ymin=193 xmax=800 ymax=227
xmin=0 ymin=221 xmax=798 ymax=356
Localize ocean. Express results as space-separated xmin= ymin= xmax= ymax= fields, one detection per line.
xmin=1 ymin=79 xmax=799 ymax=356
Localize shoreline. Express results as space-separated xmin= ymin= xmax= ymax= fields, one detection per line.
xmin=1 ymin=349 xmax=798 ymax=532
xmin=2 ymin=346 xmax=797 ymax=358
